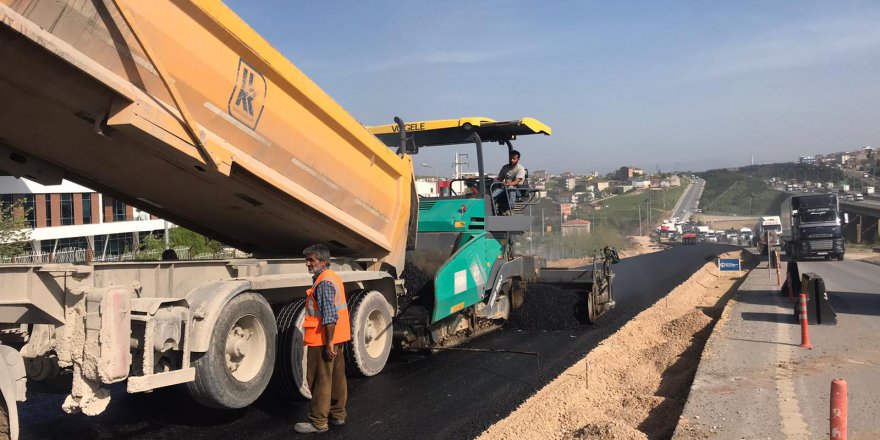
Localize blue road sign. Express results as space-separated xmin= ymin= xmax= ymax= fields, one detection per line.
xmin=718 ymin=258 xmax=741 ymax=271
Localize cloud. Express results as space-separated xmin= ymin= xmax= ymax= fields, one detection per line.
xmin=356 ymin=48 xmax=523 ymax=73
xmin=680 ymin=12 xmax=880 ymax=82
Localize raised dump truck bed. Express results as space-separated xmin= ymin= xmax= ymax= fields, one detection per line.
xmin=0 ymin=0 xmax=413 ymax=270
xmin=0 ymin=3 xmax=616 ymax=439
xmin=0 ymin=2 xmax=414 ymax=437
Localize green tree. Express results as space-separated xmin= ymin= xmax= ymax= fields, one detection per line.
xmin=0 ymin=199 xmax=32 ymax=259
xmin=139 ymin=226 xmax=225 ymax=259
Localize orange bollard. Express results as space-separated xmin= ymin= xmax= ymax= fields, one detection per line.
xmin=830 ymin=379 xmax=847 ymax=439
xmin=799 ymin=293 xmax=813 ymax=349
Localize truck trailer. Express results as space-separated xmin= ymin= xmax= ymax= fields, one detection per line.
xmin=753 ymin=216 xmax=782 ymax=255
xmin=780 ymin=194 xmax=846 ymax=261
xmin=0 ymin=1 xmax=615 ymax=438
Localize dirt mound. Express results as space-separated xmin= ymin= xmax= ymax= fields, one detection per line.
xmin=545 ymin=235 xmax=662 ymax=269
xmin=572 ymin=421 xmax=646 ymax=440
xmin=478 ymin=251 xmax=747 ymax=440
xmin=617 ymin=236 xmax=664 ymax=259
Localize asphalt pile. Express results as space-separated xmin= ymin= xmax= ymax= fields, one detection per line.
xmin=505 ymin=284 xmax=588 ymax=330
xmin=401 ymin=261 xmax=432 ymax=297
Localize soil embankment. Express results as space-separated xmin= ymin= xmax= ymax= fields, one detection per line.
xmin=546 ymin=236 xmax=664 ymax=269
xmin=479 ymin=250 xmax=756 ymax=440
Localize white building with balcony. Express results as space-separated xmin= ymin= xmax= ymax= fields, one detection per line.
xmin=0 ymin=176 xmax=168 ymax=261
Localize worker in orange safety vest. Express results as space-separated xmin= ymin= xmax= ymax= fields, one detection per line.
xmin=295 ymin=244 xmax=351 ymax=434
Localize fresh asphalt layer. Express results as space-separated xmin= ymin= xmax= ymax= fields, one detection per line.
xmin=18 ymin=244 xmax=736 ymax=440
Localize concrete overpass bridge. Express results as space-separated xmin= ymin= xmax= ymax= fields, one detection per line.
xmin=840 ymin=199 xmax=880 ymax=244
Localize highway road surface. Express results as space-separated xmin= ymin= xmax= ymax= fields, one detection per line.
xmin=18 ymin=244 xmax=736 ymax=440
xmin=798 ymin=258 xmax=880 ymax=326
xmin=673 ymin=178 xmax=705 ymax=223
xmin=791 ymin=258 xmax=880 ymax=437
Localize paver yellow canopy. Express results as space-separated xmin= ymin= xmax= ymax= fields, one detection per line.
xmin=0 ymin=0 xmax=413 ymax=270
xmin=368 ymin=117 xmax=551 ymax=148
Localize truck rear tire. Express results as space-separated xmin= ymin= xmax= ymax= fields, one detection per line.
xmin=270 ymin=299 xmax=311 ymax=399
xmin=345 ymin=290 xmax=393 ymax=377
xmin=187 ymin=292 xmax=276 ymax=409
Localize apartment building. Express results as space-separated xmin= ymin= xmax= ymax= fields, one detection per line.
xmin=0 ymin=177 xmax=167 ymax=260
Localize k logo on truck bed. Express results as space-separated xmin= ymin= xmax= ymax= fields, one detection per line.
xmin=228 ymin=58 xmax=267 ymax=130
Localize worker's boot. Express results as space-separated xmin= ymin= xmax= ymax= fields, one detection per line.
xmin=294 ymin=422 xmax=328 ymax=433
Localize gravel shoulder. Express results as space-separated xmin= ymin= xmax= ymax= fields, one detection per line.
xmin=478 ymin=249 xmax=755 ymax=440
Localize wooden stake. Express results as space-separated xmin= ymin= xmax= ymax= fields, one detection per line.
xmin=585 ymin=359 xmax=590 ymax=390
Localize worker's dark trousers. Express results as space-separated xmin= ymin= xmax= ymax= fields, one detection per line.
xmin=306 ymin=344 xmax=347 ymax=429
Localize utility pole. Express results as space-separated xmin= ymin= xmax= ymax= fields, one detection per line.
xmin=453 ymin=152 xmax=469 ymax=179
xmin=541 ymin=208 xmax=545 ymax=239
xmin=638 ymin=203 xmax=642 ymax=236
xmin=529 ymin=205 xmax=533 ymax=254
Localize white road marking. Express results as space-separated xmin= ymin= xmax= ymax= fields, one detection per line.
xmin=775 ymin=294 xmax=811 ymax=439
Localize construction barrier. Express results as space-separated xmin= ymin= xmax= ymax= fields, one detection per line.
xmin=798 ymin=293 xmax=813 ymax=349
xmin=780 ymin=260 xmax=800 ymax=303
xmin=792 ymin=273 xmax=838 ymax=326
xmin=830 ymin=379 xmax=847 ymax=439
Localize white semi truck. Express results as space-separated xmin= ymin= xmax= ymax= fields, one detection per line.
xmin=753 ymin=216 xmax=782 ymax=255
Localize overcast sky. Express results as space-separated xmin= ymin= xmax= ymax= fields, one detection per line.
xmin=225 ymin=0 xmax=880 ymax=176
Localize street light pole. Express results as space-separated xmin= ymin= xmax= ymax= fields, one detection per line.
xmin=420 ymin=163 xmax=438 ymax=196
xmin=420 ymin=163 xmax=438 ymax=181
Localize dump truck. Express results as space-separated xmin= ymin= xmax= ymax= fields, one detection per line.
xmin=0 ymin=1 xmax=615 ymax=438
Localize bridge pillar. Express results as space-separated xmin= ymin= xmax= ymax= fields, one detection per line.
xmin=857 ymin=215 xmax=862 ymax=244
xmin=864 ymin=215 xmax=880 ymax=244
xmin=843 ymin=214 xmax=861 ymax=244
xmin=844 ymin=214 xmax=878 ymax=244
xmin=841 ymin=206 xmax=879 ymax=244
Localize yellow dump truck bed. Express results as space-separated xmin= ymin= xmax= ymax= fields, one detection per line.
xmin=0 ymin=0 xmax=413 ymax=270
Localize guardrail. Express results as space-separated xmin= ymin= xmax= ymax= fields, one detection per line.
xmin=0 ymin=247 xmax=248 ymax=264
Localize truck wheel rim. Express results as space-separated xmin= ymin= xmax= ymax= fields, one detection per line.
xmin=364 ymin=308 xmax=389 ymax=359
xmin=225 ymin=314 xmax=267 ymax=382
